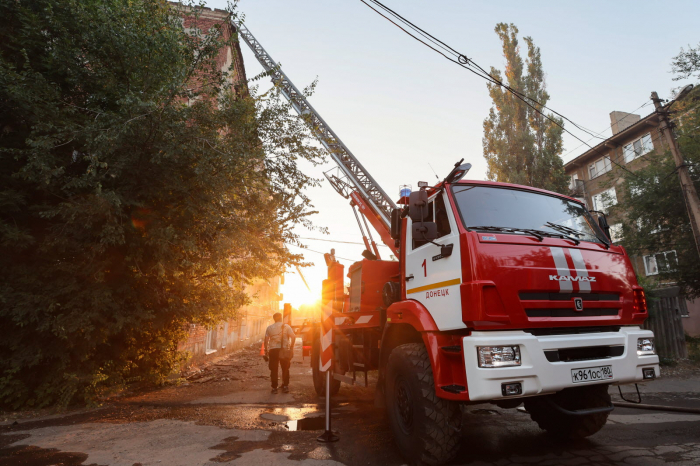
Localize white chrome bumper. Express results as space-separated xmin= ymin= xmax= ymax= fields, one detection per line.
xmin=463 ymin=326 xmax=660 ymax=402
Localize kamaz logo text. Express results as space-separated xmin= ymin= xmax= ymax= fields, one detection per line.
xmin=549 ymin=275 xmax=596 ymax=282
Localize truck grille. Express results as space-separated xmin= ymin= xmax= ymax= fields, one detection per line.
xmin=544 ymin=345 xmax=624 ymax=362
xmin=519 ymin=292 xmax=619 ymax=301
xmin=525 ymin=308 xmax=619 ymax=318
xmin=524 ymin=326 xmax=621 ymax=336
xmin=520 ymin=292 xmax=621 ymax=319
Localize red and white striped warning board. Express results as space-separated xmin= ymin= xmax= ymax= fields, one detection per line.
xmin=320 ymin=279 xmax=333 ymax=372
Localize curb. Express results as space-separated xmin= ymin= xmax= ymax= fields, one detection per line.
xmin=613 ymin=401 xmax=700 ymax=414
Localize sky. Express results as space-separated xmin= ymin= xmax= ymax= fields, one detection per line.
xmin=205 ymin=0 xmax=700 ymax=308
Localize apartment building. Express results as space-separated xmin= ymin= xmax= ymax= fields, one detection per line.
xmin=564 ymin=109 xmax=700 ymax=336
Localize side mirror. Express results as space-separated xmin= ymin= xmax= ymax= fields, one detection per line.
xmin=412 ymin=222 xmax=438 ymax=242
xmin=390 ymin=208 xmax=402 ymax=240
xmin=409 ymin=191 xmax=429 ymax=222
xmin=444 ymin=160 xmax=472 ymax=184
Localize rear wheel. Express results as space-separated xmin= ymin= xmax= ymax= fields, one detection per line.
xmin=312 ymin=333 xmax=340 ymax=397
xmin=385 ymin=343 xmax=462 ymax=466
xmin=524 ymin=384 xmax=611 ymax=439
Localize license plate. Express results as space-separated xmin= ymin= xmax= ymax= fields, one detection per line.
xmin=571 ymin=365 xmax=613 ymax=384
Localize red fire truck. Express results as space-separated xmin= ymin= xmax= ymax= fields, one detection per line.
xmin=234 ymin=20 xmax=660 ymax=466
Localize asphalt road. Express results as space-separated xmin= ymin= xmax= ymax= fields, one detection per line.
xmin=1 ymin=342 xmax=699 ymax=466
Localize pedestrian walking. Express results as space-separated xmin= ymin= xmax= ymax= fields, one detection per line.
xmin=263 ymin=312 xmax=296 ymax=394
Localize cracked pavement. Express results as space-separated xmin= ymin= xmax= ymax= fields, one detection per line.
xmin=1 ymin=342 xmax=699 ymax=465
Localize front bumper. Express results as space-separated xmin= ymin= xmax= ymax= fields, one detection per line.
xmin=463 ymin=326 xmax=659 ymax=402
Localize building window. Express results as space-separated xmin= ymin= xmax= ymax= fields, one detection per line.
xmin=643 ymin=250 xmax=678 ymax=276
xmin=609 ymin=223 xmax=623 ymax=243
xmin=623 ymin=133 xmax=654 ymax=163
xmin=589 ymin=157 xmax=612 ymax=179
xmin=591 ymin=187 xmax=617 ymax=213
xmin=205 ymin=327 xmax=217 ymax=354
xmin=569 ymin=174 xmax=579 ymax=191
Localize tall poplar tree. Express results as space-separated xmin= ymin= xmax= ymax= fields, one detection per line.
xmin=482 ymin=24 xmax=568 ymax=192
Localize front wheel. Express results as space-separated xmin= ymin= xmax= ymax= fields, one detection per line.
xmin=524 ymin=384 xmax=611 ymax=439
xmin=385 ymin=343 xmax=462 ymax=466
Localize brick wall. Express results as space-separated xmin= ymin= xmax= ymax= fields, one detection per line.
xmin=175 ymin=3 xmax=248 ymax=98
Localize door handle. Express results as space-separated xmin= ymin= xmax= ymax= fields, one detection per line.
xmin=405 ymin=274 xmax=414 ymax=282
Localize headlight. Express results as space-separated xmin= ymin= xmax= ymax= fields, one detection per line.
xmin=477 ymin=346 xmax=521 ymax=368
xmin=637 ymin=338 xmax=656 ymax=356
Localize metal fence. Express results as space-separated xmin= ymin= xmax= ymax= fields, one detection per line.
xmin=643 ymin=293 xmax=688 ymax=359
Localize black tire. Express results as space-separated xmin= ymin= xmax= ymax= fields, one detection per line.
xmin=312 ymin=333 xmax=341 ymax=397
xmin=385 ymin=343 xmax=462 ymax=466
xmin=524 ymin=384 xmax=611 ymax=439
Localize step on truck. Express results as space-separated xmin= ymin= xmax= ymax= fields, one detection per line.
xmin=233 ymin=18 xmax=660 ymax=466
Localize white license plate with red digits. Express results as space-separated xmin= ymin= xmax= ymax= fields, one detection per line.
xmin=571 ymin=366 xmax=613 ymax=384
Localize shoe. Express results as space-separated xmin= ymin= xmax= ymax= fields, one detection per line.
xmin=271 ymin=388 xmax=278 ymax=394
xmin=282 ymin=386 xmax=289 ymax=393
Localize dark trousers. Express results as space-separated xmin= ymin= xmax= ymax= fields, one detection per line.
xmin=268 ymin=348 xmax=290 ymax=388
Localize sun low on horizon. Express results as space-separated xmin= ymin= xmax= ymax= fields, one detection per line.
xmin=280 ymin=264 xmax=324 ymax=310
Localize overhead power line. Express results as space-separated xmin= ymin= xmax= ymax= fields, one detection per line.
xmin=286 ymin=243 xmax=357 ymax=262
xmin=359 ymin=0 xmax=640 ymax=178
xmin=361 ymin=0 xmax=603 ymax=139
xmin=296 ymin=236 xmax=391 ymax=248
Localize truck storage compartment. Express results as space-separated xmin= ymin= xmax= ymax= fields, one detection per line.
xmin=348 ymin=259 xmax=399 ymax=313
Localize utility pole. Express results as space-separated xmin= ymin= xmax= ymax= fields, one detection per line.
xmin=651 ymin=90 xmax=700 ymax=258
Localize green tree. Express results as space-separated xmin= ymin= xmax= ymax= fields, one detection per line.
xmin=608 ymin=47 xmax=700 ymax=297
xmin=0 ymin=0 xmax=324 ymax=408
xmin=482 ymin=23 xmax=568 ymax=192
xmin=671 ymin=42 xmax=700 ymax=81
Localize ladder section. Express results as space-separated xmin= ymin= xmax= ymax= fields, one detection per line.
xmin=232 ymin=20 xmax=396 ymax=227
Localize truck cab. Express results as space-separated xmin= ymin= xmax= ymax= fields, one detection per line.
xmin=399 ymin=180 xmax=658 ymax=401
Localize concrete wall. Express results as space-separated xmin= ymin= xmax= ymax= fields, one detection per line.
xmin=610 ymin=111 xmax=641 ymax=135
xmin=683 ymin=297 xmax=700 ymax=337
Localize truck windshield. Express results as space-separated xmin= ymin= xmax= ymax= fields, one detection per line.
xmin=451 ymin=185 xmax=607 ymax=245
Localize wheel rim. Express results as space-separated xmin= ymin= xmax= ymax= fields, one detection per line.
xmin=395 ymin=377 xmax=414 ymax=434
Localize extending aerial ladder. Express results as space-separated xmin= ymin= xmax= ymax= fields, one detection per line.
xmin=232 ymin=19 xmax=397 ymax=258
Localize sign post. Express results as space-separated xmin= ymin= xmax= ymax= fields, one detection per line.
xmin=317 ymin=252 xmax=340 ymax=443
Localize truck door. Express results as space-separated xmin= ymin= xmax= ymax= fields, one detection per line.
xmin=405 ymin=191 xmax=465 ymax=331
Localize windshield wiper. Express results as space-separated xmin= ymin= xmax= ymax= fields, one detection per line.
xmin=549 ymin=221 xmax=611 ymax=248
xmin=531 ymin=228 xmax=580 ymax=245
xmin=545 ymin=222 xmax=584 ymax=237
xmin=545 ymin=221 xmax=611 ymax=248
xmin=470 ymin=225 xmax=581 ymax=245
xmin=469 ymin=226 xmax=544 ymax=242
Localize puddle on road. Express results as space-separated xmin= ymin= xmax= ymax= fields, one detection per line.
xmin=282 ymin=416 xmax=326 ymax=431
xmin=258 ymin=403 xmax=352 ymax=431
